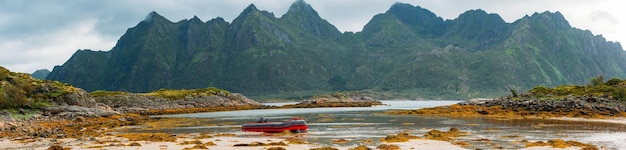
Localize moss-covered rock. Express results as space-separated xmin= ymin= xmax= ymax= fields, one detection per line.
xmin=91 ymin=88 xmax=261 ymax=114
xmin=0 ymin=66 xmax=107 ymax=111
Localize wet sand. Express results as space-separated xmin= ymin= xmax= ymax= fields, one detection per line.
xmin=0 ymin=136 xmax=467 ymax=150
xmin=0 ymin=135 xmax=595 ymax=150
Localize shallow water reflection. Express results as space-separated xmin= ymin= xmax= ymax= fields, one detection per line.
xmin=121 ymin=100 xmax=626 ymax=149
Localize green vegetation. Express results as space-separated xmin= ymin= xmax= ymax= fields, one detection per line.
xmin=47 ymin=1 xmax=626 ymax=100
xmin=528 ymin=76 xmax=626 ymax=101
xmin=90 ymin=87 xmax=231 ymax=100
xmin=143 ymin=87 xmax=231 ymax=99
xmin=0 ymin=66 xmax=80 ymax=109
xmin=89 ymin=90 xmax=129 ymax=97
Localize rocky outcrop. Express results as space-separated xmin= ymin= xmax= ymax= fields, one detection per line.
xmin=391 ymin=93 xmax=626 ymax=118
xmin=40 ymin=87 xmax=119 ymax=118
xmin=0 ymin=114 xmax=143 ymax=138
xmin=43 ymin=104 xmax=119 ymax=118
xmin=466 ymin=94 xmax=626 ymax=116
xmin=282 ymin=91 xmax=382 ymax=108
xmin=94 ymin=93 xmax=261 ymax=113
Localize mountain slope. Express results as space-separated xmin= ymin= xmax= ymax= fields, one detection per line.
xmin=48 ymin=1 xmax=626 ymax=99
xmin=220 ymin=3 xmax=348 ymax=96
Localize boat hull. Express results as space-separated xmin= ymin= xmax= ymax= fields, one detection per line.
xmin=242 ymin=119 xmax=307 ymax=133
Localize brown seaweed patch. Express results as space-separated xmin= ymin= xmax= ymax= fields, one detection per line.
xmin=117 ymin=132 xmax=176 ymax=142
xmin=453 ymin=141 xmax=471 ymax=146
xmin=194 ymin=132 xmax=213 ymax=139
xmin=501 ymin=135 xmax=521 ymax=138
xmin=471 ymin=138 xmax=491 ymax=142
xmin=182 ymin=144 xmax=209 ymax=150
xmin=361 ymin=139 xmax=373 ymax=144
xmin=348 ymin=145 xmax=371 ymax=150
xmin=143 ymin=118 xmax=203 ymax=130
xmin=331 ymin=138 xmax=350 ymax=143
xmin=376 ymin=144 xmax=400 ymax=150
xmin=380 ymin=132 xmax=419 ymax=142
xmin=47 ymin=144 xmax=70 ymax=150
xmin=423 ymin=128 xmax=465 ymax=141
xmin=84 ymin=145 xmax=104 ymax=149
xmin=179 ymin=140 xmax=203 ymax=145
xmin=267 ymin=147 xmax=287 ymax=150
xmin=127 ymin=142 xmax=142 ymax=146
xmin=285 ymin=138 xmax=308 ymax=144
xmin=310 ymin=147 xmax=339 ymax=150
xmin=233 ymin=141 xmax=288 ymax=146
xmin=525 ymin=139 xmax=598 ymax=149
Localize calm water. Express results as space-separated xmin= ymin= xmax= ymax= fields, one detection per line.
xmin=123 ymin=100 xmax=626 ymax=149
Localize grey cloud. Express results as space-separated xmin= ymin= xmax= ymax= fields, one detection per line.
xmin=589 ymin=10 xmax=619 ymax=24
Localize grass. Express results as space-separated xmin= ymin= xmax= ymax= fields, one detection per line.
xmin=142 ymin=87 xmax=231 ymax=100
xmin=527 ymin=76 xmax=626 ymax=101
xmin=7 ymin=109 xmax=41 ymax=120
xmin=90 ymin=87 xmax=231 ymax=101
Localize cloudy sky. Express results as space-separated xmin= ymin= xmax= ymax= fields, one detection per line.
xmin=0 ymin=0 xmax=623 ymax=73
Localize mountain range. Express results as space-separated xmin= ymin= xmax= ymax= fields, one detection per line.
xmin=46 ymin=0 xmax=626 ymax=99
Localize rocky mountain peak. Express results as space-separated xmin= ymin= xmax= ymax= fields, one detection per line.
xmin=456 ymin=9 xmax=505 ymax=24
xmin=240 ymin=4 xmax=261 ymax=17
xmin=285 ymin=0 xmax=317 ymax=16
xmin=233 ymin=3 xmax=276 ymax=23
xmin=282 ymin=0 xmax=340 ymax=39
xmin=31 ymin=69 xmax=50 ymax=79
xmin=443 ymin=9 xmax=511 ymax=51
xmin=142 ymin=11 xmax=169 ymax=23
xmin=190 ymin=15 xmax=203 ymax=24
xmin=387 ymin=2 xmax=441 ymax=21
xmin=527 ymin=11 xmax=571 ymax=29
xmin=385 ymin=2 xmax=444 ymax=37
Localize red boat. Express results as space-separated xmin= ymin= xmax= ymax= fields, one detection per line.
xmin=242 ymin=118 xmax=308 ymax=133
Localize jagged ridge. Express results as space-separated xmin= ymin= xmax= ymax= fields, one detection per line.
xmin=47 ymin=1 xmax=626 ymax=100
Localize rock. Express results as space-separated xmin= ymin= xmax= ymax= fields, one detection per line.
xmin=66 ymin=106 xmax=90 ymax=112
xmin=476 ymin=109 xmax=489 ymax=115
xmin=1 ymin=110 xmax=9 ymax=115
xmin=72 ymin=116 xmax=86 ymax=122
xmin=117 ymin=117 xmax=126 ymax=122
xmin=55 ymin=90 xmax=97 ymax=108
xmin=93 ymin=92 xmax=261 ymax=113
xmin=6 ymin=122 xmax=18 ymax=130
xmin=96 ymin=111 xmax=120 ymax=117
xmin=47 ymin=145 xmax=66 ymax=150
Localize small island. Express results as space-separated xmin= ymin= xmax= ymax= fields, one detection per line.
xmin=389 ymin=76 xmax=626 ymax=120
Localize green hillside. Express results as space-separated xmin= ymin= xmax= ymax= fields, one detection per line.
xmin=47 ymin=1 xmax=626 ymax=100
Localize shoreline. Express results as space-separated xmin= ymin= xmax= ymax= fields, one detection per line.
xmin=0 ymin=134 xmax=467 ymax=150
xmin=1 ymin=100 xmax=620 ymax=150
xmin=551 ymin=117 xmax=626 ymax=125
xmin=0 ymin=132 xmax=594 ymax=150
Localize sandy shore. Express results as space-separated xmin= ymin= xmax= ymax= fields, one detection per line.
xmin=0 ymin=136 xmax=469 ymax=150
xmin=0 ymin=135 xmax=596 ymax=150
